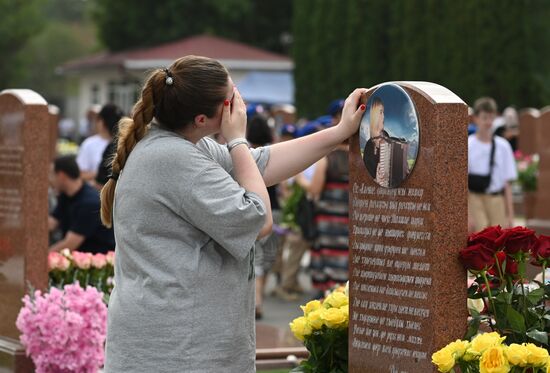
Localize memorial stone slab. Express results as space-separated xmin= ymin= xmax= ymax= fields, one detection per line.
xmin=48 ymin=105 xmax=59 ymax=160
xmin=0 ymin=89 xmax=50 ymax=372
xmin=518 ymin=109 xmax=540 ymax=156
xmin=349 ymin=82 xmax=468 ymax=373
xmin=528 ymin=108 xmax=550 ymax=235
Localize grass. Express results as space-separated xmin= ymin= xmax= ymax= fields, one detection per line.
xmin=258 ymin=370 xmax=290 ymax=373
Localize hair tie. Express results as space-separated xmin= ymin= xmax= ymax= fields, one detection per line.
xmin=109 ymin=172 xmax=120 ymax=181
xmin=163 ymin=68 xmax=174 ymax=86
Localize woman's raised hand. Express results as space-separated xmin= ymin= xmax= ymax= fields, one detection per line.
xmin=220 ymin=88 xmax=247 ymax=142
xmin=336 ymin=88 xmax=368 ymax=139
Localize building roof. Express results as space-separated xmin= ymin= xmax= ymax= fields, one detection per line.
xmin=60 ymin=34 xmax=292 ymax=73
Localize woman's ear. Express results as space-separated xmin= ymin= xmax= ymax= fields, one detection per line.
xmin=193 ymin=114 xmax=207 ymax=128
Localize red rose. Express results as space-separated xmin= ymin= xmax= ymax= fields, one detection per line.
xmin=495 ymin=251 xmax=506 ymax=265
xmin=459 ymin=243 xmax=496 ymax=271
xmin=496 ymin=226 xmax=538 ymax=254
xmin=532 ymin=235 xmax=550 ymax=265
xmin=505 ymin=259 xmax=518 ymax=275
xmin=468 ymin=226 xmax=504 ymax=250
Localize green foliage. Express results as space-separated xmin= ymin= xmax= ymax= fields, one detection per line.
xmin=293 ymin=0 xmax=550 ymax=117
xmin=291 ymin=327 xmax=348 ymax=373
xmin=92 ymin=0 xmax=292 ymax=53
xmin=15 ymin=22 xmax=97 ymax=107
xmin=0 ymin=0 xmax=45 ymax=89
xmin=466 ymin=271 xmax=550 ymax=347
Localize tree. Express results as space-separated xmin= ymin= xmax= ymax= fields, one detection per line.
xmin=293 ymin=0 xmax=550 ymax=116
xmin=93 ymin=0 xmax=292 ymax=53
xmin=0 ymin=0 xmax=45 ymax=89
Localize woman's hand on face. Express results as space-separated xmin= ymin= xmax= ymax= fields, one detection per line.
xmin=336 ymin=88 xmax=368 ymax=139
xmin=220 ymin=88 xmax=247 ymax=142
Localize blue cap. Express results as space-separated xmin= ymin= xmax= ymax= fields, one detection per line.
xmin=327 ymin=99 xmax=344 ymax=117
xmin=280 ymin=124 xmax=296 ymax=137
xmin=246 ymin=103 xmax=264 ymax=117
xmin=295 ymin=120 xmax=324 ymax=137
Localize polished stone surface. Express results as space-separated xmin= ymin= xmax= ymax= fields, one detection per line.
xmin=0 ymin=89 xmax=49 ymax=373
xmin=518 ymin=108 xmax=540 ymax=156
xmin=348 ymin=82 xmax=469 ymax=373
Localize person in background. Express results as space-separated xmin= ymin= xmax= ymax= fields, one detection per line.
xmin=76 ymin=105 xmax=107 ymax=181
xmin=49 ymin=156 xmax=115 ymax=253
xmin=468 ymin=97 xmax=517 ymax=232
xmin=502 ymin=107 xmax=519 ymax=151
xmin=298 ymin=138 xmax=349 ymax=298
xmin=247 ymin=114 xmax=279 ymax=319
xmin=272 ymin=124 xmax=313 ymax=301
xmin=291 ymin=100 xmax=349 ymax=298
xmin=94 ymin=104 xmax=124 ymax=188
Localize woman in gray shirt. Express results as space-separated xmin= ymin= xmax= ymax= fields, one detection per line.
xmin=100 ymin=55 xmax=366 ymax=372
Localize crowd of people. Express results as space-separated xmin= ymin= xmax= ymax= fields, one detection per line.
xmin=48 ymin=88 xmax=524 ymax=324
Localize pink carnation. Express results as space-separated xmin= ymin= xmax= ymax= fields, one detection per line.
xmin=72 ymin=251 xmax=92 ymax=270
xmin=16 ymin=284 xmax=107 ymax=373
xmin=91 ymin=253 xmax=107 ymax=269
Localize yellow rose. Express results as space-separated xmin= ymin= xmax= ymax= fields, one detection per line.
xmin=525 ymin=343 xmax=549 ymax=367
xmin=505 ymin=344 xmax=528 ymax=367
xmin=323 ymin=291 xmax=348 ymax=309
xmin=289 ymin=316 xmax=312 ymax=341
xmin=480 ymin=346 xmax=509 ymax=373
xmin=445 ymin=339 xmax=470 ymax=359
xmin=300 ymin=300 xmax=322 ymax=316
xmin=547 ymin=357 xmax=550 ymax=373
xmin=306 ymin=309 xmax=323 ymax=330
xmin=466 ymin=332 xmax=506 ymax=359
xmin=320 ymin=307 xmax=347 ymax=328
xmin=432 ymin=347 xmax=455 ymax=373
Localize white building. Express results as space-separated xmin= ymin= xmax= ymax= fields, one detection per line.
xmin=58 ymin=34 xmax=294 ymax=128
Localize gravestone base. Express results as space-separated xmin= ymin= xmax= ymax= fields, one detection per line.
xmin=0 ymin=337 xmax=33 ymax=373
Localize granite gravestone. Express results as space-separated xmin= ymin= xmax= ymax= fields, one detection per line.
xmin=518 ymin=109 xmax=540 ymax=157
xmin=349 ymin=82 xmax=468 ymax=373
xmin=528 ymin=108 xmax=550 ymax=235
xmin=0 ymin=89 xmax=50 ymax=372
xmin=48 ymin=105 xmax=59 ymax=160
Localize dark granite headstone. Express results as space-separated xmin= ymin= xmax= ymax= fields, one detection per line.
xmin=349 ymin=82 xmax=468 ymax=373
xmin=0 ymin=89 xmax=50 ymax=372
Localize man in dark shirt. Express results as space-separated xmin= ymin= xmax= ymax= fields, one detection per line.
xmin=49 ymin=155 xmax=115 ymax=253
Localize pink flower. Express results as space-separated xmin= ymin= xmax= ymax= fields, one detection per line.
xmin=48 ymin=252 xmax=62 ymax=271
xmin=72 ymin=251 xmax=92 ymax=270
xmin=91 ymin=253 xmax=107 ymax=269
xmin=16 ymin=284 xmax=107 ymax=373
xmin=106 ymin=251 xmax=115 ymax=266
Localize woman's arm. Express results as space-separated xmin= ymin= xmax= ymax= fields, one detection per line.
xmin=263 ymin=88 xmax=366 ymax=187
xmin=222 ymin=90 xmax=272 ymax=237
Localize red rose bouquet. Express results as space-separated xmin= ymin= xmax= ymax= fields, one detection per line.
xmin=460 ymin=226 xmax=550 ymax=348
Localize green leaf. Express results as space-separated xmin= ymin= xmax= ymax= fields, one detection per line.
xmin=507 ymin=306 xmax=526 ymax=333
xmin=526 ymin=330 xmax=548 ymax=345
xmin=464 ymin=316 xmax=481 ymax=340
xmin=526 ymin=287 xmax=546 ymax=306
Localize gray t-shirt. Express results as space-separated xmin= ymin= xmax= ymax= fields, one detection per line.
xmin=104 ymin=124 xmax=270 ymax=373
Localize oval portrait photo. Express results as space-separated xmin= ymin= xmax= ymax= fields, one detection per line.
xmin=359 ymin=83 xmax=420 ymax=188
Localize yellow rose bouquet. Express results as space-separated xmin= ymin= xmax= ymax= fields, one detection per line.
xmin=289 ymin=286 xmax=349 ymax=373
xmin=432 ymin=332 xmax=550 ymax=373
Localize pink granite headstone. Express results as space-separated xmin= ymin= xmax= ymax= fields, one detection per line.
xmin=349 ymin=82 xmax=468 ymax=373
xmin=0 ymin=89 xmax=50 ymax=372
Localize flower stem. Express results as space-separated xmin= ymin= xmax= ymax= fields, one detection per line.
xmin=481 ymin=271 xmax=498 ymax=326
